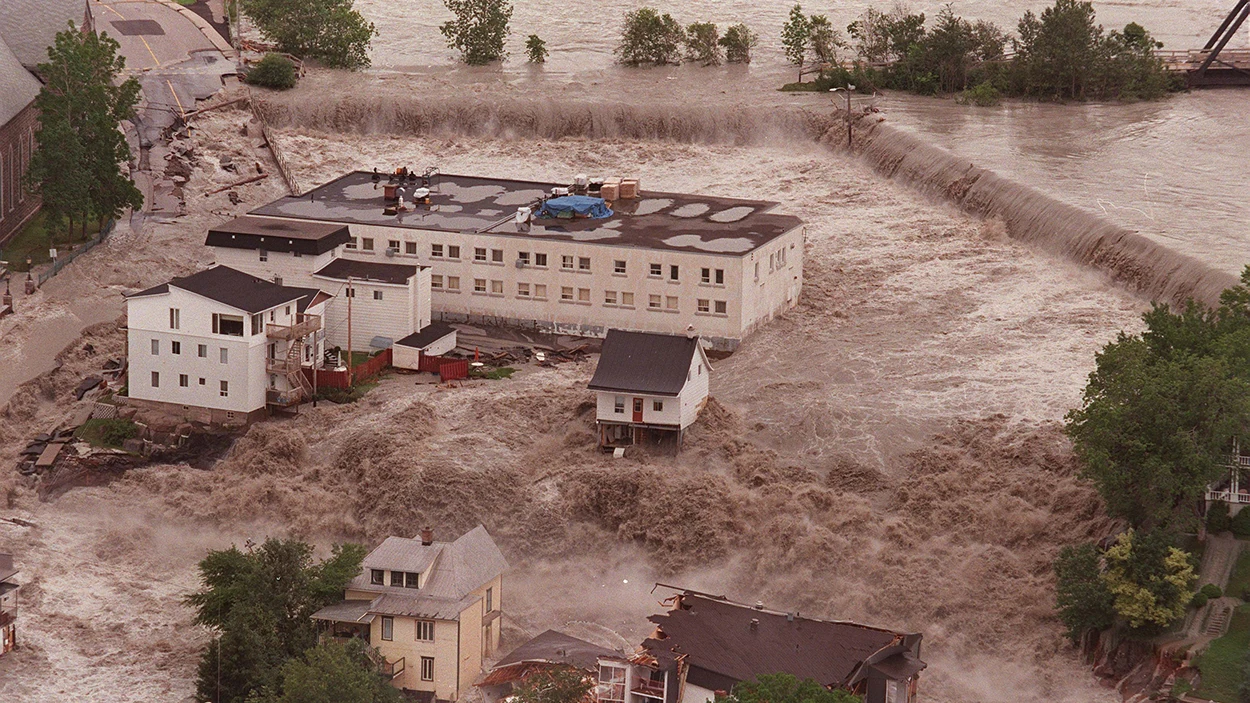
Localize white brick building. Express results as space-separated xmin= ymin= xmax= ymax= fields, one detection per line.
xmin=125 ymin=266 xmax=331 ymax=425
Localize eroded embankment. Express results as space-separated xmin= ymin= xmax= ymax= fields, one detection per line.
xmin=257 ymin=93 xmax=1236 ymax=309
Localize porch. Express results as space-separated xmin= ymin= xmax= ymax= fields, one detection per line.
xmin=598 ymin=421 xmax=682 ymax=452
xmin=1205 ymin=452 xmax=1250 ymax=515
xmin=266 ymin=313 xmax=321 ymax=341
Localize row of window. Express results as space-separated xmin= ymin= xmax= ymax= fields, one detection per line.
xmin=343 ymin=288 xmax=385 ymax=300
xmin=377 ymin=614 xmax=436 ymax=642
xmin=150 ymin=372 xmax=229 ymax=397
xmin=614 ymin=397 xmax=666 ymax=413
xmin=0 ymin=128 xmax=33 ymax=218
xmin=371 ymin=568 xmax=419 ymax=589
xmin=204 ymin=309 xmax=292 ymax=337
xmin=344 ymin=239 xmax=731 ymax=284
xmin=152 ymin=338 xmax=231 ymax=363
xmin=447 ymin=279 xmax=729 ymax=314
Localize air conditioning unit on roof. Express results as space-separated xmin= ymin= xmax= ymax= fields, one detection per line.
xmin=385 ymin=247 xmax=398 ymax=257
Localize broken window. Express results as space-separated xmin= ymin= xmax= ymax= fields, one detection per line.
xmin=598 ymin=665 xmax=626 ymax=703
xmin=371 ymin=569 xmax=385 ymax=585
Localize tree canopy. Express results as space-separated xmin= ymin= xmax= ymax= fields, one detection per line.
xmin=719 ymin=24 xmax=758 ymax=64
xmin=241 ymin=0 xmax=376 ymax=69
xmin=440 ymin=0 xmax=513 ymax=65
xmin=616 ymin=8 xmax=684 ymax=66
xmin=260 ymin=640 xmax=402 ymax=703
xmin=1102 ymin=530 xmax=1196 ymax=629
xmin=1053 ymin=542 xmax=1116 ymax=641
xmin=722 ymin=673 xmax=861 ymax=703
xmin=510 ymin=666 xmax=595 ymax=703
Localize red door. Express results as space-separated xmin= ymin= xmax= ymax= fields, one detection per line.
xmin=632 ymin=398 xmax=644 ymax=422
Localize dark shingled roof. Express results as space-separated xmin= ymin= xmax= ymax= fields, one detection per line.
xmin=131 ymin=266 xmax=316 ymax=313
xmin=395 ymin=322 xmax=457 ymax=350
xmin=205 ymin=216 xmax=351 ymax=255
xmin=314 ymin=258 xmax=419 ymax=285
xmin=494 ymin=630 xmax=620 ymax=672
xmin=588 ymin=330 xmax=700 ymax=397
xmin=644 ymin=594 xmax=908 ymax=689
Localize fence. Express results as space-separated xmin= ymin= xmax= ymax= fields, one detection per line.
xmin=303 ymin=348 xmax=392 ymax=390
xmin=247 ymin=88 xmax=302 ymax=196
xmin=418 ymin=353 xmax=469 ymax=381
xmin=35 ymin=219 xmax=115 ymax=287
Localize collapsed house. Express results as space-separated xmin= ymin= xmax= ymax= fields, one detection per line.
xmin=478 ymin=630 xmax=621 ymax=703
xmin=0 ymin=553 xmax=17 ymax=657
xmin=312 ymin=525 xmax=508 ymax=701
xmin=595 ymin=589 xmax=926 ymax=703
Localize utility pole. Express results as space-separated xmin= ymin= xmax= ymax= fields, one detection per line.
xmin=830 ymin=84 xmax=855 ymax=148
xmin=346 ymin=276 xmax=354 ymax=386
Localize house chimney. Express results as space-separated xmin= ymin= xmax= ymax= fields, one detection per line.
xmin=749 ymin=618 xmax=759 ymax=631
xmin=420 ymin=527 xmax=434 ymax=546
xmin=273 ymin=275 xmax=283 ymax=287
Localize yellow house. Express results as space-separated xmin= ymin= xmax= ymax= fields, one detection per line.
xmin=313 ymin=526 xmax=507 ymax=701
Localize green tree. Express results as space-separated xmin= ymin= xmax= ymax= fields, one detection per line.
xmin=26 ymin=23 xmax=141 ymax=244
xmin=186 ymin=539 xmax=366 ymax=703
xmin=440 ymin=0 xmax=513 ymax=65
xmin=241 ymin=0 xmax=376 ymax=69
xmin=806 ymin=15 xmax=843 ymax=67
xmin=616 ymin=8 xmax=684 ymax=66
xmin=511 ymin=666 xmax=594 ymax=703
xmin=525 ymin=34 xmax=548 ymax=63
xmin=1208 ymin=500 xmax=1232 ymax=533
xmin=245 ymin=53 xmax=299 ymax=89
xmin=262 ymin=640 xmax=401 ymax=703
xmin=719 ymin=24 xmax=758 ymax=64
xmin=1013 ymin=0 xmax=1103 ymax=100
xmin=685 ymin=22 xmax=722 ymax=66
xmin=1102 ymin=530 xmax=1197 ymax=629
xmin=781 ymin=5 xmax=811 ymax=80
xmin=723 ymin=674 xmax=860 ymax=703
xmin=1053 ymin=543 xmax=1115 ymax=641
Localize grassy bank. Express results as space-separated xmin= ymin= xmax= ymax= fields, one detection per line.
xmin=1 ymin=212 xmax=102 ymax=272
xmin=1194 ymin=603 xmax=1250 ymax=702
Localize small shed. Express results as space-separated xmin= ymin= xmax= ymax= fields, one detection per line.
xmin=392 ymin=322 xmax=458 ymax=370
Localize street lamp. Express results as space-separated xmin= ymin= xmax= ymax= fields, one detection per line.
xmin=830 ymin=84 xmax=855 ymax=148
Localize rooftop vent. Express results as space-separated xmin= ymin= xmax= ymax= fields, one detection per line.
xmin=749 ymin=618 xmax=759 ymax=631
xmin=754 ymin=601 xmax=765 ymax=610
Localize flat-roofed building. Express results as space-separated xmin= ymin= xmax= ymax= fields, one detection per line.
xmin=244 ymin=171 xmax=804 ymax=350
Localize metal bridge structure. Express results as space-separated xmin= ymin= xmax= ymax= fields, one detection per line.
xmin=1161 ymin=0 xmax=1250 ymax=87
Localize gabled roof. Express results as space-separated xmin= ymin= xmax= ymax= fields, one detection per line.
xmin=395 ymin=322 xmax=456 ymax=350
xmin=588 ymin=330 xmax=703 ymax=397
xmin=313 ymin=258 xmax=419 ymax=285
xmin=126 ymin=266 xmax=320 ymax=314
xmin=205 ymin=216 xmax=351 ymax=255
xmin=644 ymin=593 xmax=918 ymax=689
xmin=494 ymin=630 xmax=620 ymax=672
xmin=0 ymin=0 xmax=90 ymax=69
xmin=0 ymin=38 xmax=40 ymax=126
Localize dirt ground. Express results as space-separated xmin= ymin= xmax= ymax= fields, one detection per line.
xmin=0 ymin=106 xmax=1147 ymax=701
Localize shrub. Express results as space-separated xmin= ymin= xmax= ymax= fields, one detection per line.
xmin=719 ymin=23 xmax=757 ymax=64
xmin=685 ymin=22 xmax=722 ymax=66
xmin=1231 ymin=507 xmax=1250 ymax=537
xmin=1203 ymin=584 xmax=1225 ymax=600
xmin=244 ymin=53 xmax=298 ymax=89
xmin=1102 ymin=530 xmax=1197 ymax=629
xmin=525 ymin=34 xmax=547 ymax=63
xmin=958 ymin=82 xmax=1001 ymax=106
xmin=1054 ymin=542 xmax=1116 ymax=641
xmin=440 ymin=0 xmax=513 ymax=65
xmin=617 ymin=7 xmax=684 ymax=66
xmin=1192 ymin=591 xmax=1209 ymax=609
xmin=1209 ymin=500 xmax=1233 ymax=533
xmin=99 ymin=419 xmax=139 ymax=447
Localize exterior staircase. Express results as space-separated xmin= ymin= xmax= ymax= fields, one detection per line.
xmin=265 ymin=314 xmax=320 ymax=408
xmin=1205 ymin=602 xmax=1232 ymax=637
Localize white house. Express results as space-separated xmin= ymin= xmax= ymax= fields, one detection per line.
xmin=587 ymin=329 xmax=711 ymax=450
xmin=206 ymin=215 xmax=433 ymax=353
xmin=125 ymin=266 xmax=331 ymax=425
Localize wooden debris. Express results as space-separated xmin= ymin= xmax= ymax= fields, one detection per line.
xmin=204 ymin=172 xmax=268 ymax=196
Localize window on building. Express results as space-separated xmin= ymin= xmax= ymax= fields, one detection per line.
xmin=474 ymin=279 xmax=487 ymax=293
xmin=518 ymin=282 xmax=530 ymax=297
xmin=491 ymin=249 xmax=504 ymax=263
xmin=653 ymin=400 xmax=664 ymax=412
xmin=362 ymin=238 xmax=374 ymax=251
xmin=715 ymin=300 xmax=727 ymax=314
xmin=432 ymin=243 xmax=444 ymax=257
xmin=198 ymin=344 xmax=207 ymax=358
xmin=604 ymin=290 xmax=617 ymax=305
xmin=561 ymin=255 xmax=574 ymax=270
xmin=561 ymin=286 xmax=574 ymax=301
xmin=199 ymin=378 xmax=206 ymax=386
xmin=649 ymin=294 xmax=661 ymax=309
xmin=534 ymin=284 xmax=547 ymax=299
xmin=345 ymin=287 xmax=356 ymax=298
xmin=701 ymin=267 xmax=711 ymax=284
xmin=534 ymin=252 xmax=547 ymax=267
xmin=649 ymin=263 xmax=662 ymax=277
xmin=518 ymin=251 xmax=531 ymax=266
xmin=151 ymin=339 xmax=159 ymax=355
xmin=491 ymin=280 xmax=504 ymax=295
xmin=448 ymin=276 xmax=460 ymax=290
xmin=251 ymin=314 xmax=263 ymax=335
xmin=448 ymin=245 xmax=461 ymax=259
xmin=416 ymin=620 xmax=435 ymax=641
xmin=391 ymin=571 xmax=404 ymax=587
xmin=577 ymin=288 xmax=590 ymax=302
xmin=613 ymin=260 xmax=626 ymax=274
xmin=346 ymin=237 xmax=358 ymax=249
xmin=432 ymin=275 xmax=444 ymax=289
xmin=179 ymin=374 xmax=188 ymax=387
xmin=621 ymin=292 xmax=634 ymax=307
xmin=599 ymin=665 xmax=627 ymax=703
xmin=219 ymin=380 xmax=229 ymax=397
xmin=259 ymin=250 xmax=268 ymax=262
xmin=151 ymin=371 xmax=160 ymax=388
xmin=373 ymin=290 xmax=383 ymax=301
xmin=769 ymin=252 xmax=775 ymax=272
xmin=220 ymin=348 xmax=229 ymax=364
xmin=212 ymin=313 xmax=244 ymax=336
xmin=670 ymin=265 xmax=679 ymax=281
xmin=382 ymin=616 xmax=394 ymax=641
xmin=285 ymin=305 xmax=291 ymax=316
xmin=171 ymin=341 xmax=181 ymax=355
xmin=754 ymin=262 xmax=759 ymax=280
xmin=421 ymin=656 xmax=434 ymax=681
xmin=614 ymin=396 xmax=625 ymax=414
xmin=715 ymin=268 xmax=725 ymax=284
xmin=406 ymin=572 xmax=419 ymax=589
xmin=406 ymin=241 xmax=418 ymax=255
xmin=697 ymin=299 xmax=710 ymax=313
xmin=475 ymin=247 xmax=488 ymax=262
xmin=578 ymin=256 xmax=591 ymax=271
xmin=486 ymin=587 xmax=494 ymax=612
xmin=169 ymin=308 xmax=180 ymax=329
xmin=371 ymin=569 xmax=385 ymax=585
xmin=666 ymin=296 xmax=678 ymax=310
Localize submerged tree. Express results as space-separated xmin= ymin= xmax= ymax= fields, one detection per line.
xmin=242 ymin=0 xmax=377 ymax=69
xmin=781 ymin=5 xmax=811 ymax=80
xmin=525 ymin=34 xmax=548 ymax=63
xmin=440 ymin=0 xmax=514 ymax=65
xmin=685 ymin=22 xmax=722 ymax=66
xmin=616 ymin=7 xmax=684 ymax=66
xmin=719 ymin=23 xmax=758 ymax=64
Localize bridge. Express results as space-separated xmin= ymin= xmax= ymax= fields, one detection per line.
xmin=1167 ymin=0 xmax=1250 ymax=87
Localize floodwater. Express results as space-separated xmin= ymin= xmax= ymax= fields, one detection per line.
xmin=346 ymin=0 xmax=1250 ymax=275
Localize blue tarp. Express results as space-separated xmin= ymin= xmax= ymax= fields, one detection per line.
xmin=536 ymin=195 xmax=613 ymax=219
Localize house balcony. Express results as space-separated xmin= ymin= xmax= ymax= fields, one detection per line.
xmin=266 ymin=357 xmax=303 ymax=375
xmin=1206 ymin=488 xmax=1250 ymax=505
xmin=267 ymin=314 xmax=320 ymax=341
xmin=266 ymin=387 xmax=304 ymax=407
xmin=382 ymin=656 xmax=405 ymax=680
xmin=631 ymin=681 xmax=665 ymax=699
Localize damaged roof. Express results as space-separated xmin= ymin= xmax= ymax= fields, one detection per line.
xmin=588 ymin=330 xmax=703 ymax=397
xmin=205 ymin=215 xmax=351 ymax=255
xmin=644 ymin=593 xmax=916 ymax=689
xmin=127 ymin=266 xmax=323 ymax=314
xmin=494 ymin=630 xmax=621 ymax=672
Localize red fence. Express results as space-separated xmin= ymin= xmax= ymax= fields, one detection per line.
xmin=303 ymin=349 xmax=392 ymax=390
xmin=418 ymin=353 xmax=468 ymax=381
